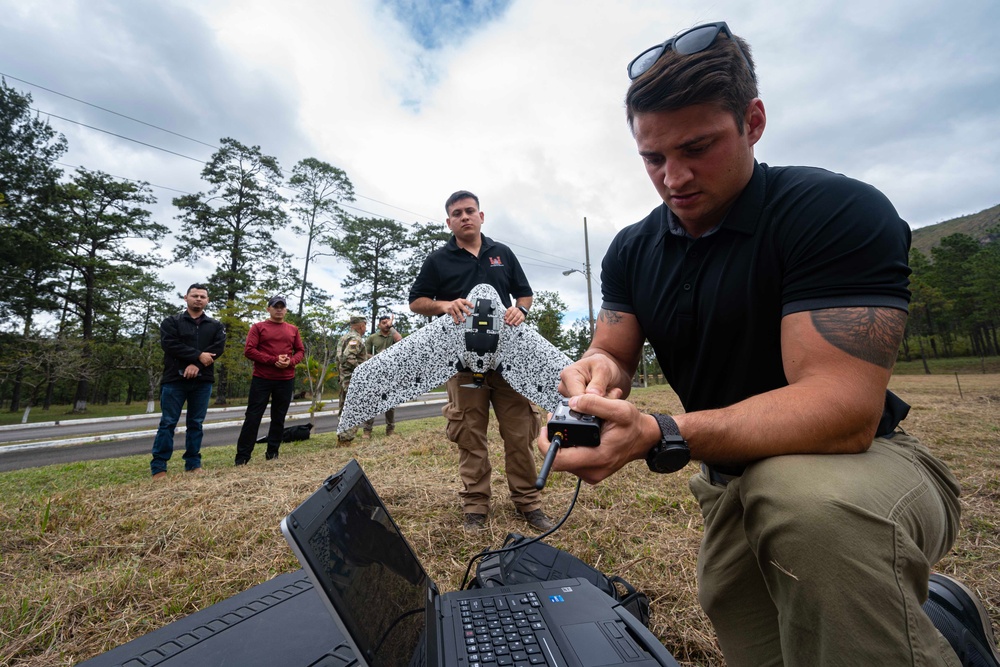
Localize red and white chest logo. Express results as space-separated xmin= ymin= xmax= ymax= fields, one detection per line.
xmin=489 ymin=256 xmax=504 ymax=267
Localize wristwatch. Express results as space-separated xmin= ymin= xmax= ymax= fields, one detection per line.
xmin=517 ymin=305 xmax=529 ymax=317
xmin=646 ymin=414 xmax=691 ymax=474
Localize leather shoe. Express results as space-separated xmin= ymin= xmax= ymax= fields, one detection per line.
xmin=518 ymin=508 xmax=555 ymax=532
xmin=463 ymin=513 xmax=487 ymax=532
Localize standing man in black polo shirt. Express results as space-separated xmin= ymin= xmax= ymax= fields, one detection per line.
xmin=541 ymin=22 xmax=997 ymax=667
xmin=409 ymin=190 xmax=554 ymax=533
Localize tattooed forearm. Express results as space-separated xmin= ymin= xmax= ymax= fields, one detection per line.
xmin=598 ymin=308 xmax=624 ymax=326
xmin=810 ymin=307 xmax=907 ymax=369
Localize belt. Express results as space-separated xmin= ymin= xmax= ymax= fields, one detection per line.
xmin=702 ymin=463 xmax=742 ymax=487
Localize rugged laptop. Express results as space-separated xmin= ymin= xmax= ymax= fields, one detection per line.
xmin=280 ymin=459 xmax=680 ymax=667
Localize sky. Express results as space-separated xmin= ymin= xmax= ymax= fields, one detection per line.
xmin=3 ymin=0 xmax=999 ymax=326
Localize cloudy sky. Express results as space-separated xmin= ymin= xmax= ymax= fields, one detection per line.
xmin=3 ymin=0 xmax=998 ymax=324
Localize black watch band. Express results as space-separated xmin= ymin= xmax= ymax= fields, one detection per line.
xmin=517 ymin=305 xmax=529 ymax=316
xmin=646 ymin=413 xmax=691 ymax=474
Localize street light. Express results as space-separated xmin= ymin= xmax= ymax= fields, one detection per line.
xmin=562 ymin=217 xmax=595 ymax=338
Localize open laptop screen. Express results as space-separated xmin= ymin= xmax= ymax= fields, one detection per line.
xmin=300 ymin=465 xmax=428 ymax=666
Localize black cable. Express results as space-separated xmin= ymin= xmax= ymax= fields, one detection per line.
xmin=459 ymin=476 xmax=582 ymax=590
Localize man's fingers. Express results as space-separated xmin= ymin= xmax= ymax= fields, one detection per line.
xmin=558 ymin=366 xmax=593 ymax=397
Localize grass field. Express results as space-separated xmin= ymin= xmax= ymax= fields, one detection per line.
xmin=1 ymin=375 xmax=998 ymax=666
xmin=0 ymin=357 xmax=994 ymax=426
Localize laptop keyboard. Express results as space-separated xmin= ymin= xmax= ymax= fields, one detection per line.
xmin=459 ymin=590 xmax=550 ymax=666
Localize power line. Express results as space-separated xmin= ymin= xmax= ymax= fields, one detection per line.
xmin=34 ymin=108 xmax=209 ymax=164
xmin=2 ymin=71 xmax=219 ymax=150
xmin=54 ymin=162 xmax=194 ymax=195
xmin=354 ymin=193 xmax=438 ymax=221
xmin=15 ymin=76 xmax=584 ymax=270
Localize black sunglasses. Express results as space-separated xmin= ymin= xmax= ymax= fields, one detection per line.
xmin=627 ymin=21 xmax=751 ymax=80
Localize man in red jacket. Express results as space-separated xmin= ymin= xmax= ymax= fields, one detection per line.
xmin=235 ymin=295 xmax=305 ymax=464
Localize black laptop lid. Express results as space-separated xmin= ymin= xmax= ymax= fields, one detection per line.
xmin=283 ymin=459 xmax=429 ymax=666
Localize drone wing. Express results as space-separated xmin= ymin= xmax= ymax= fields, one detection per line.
xmin=337 ymin=283 xmax=573 ymax=433
xmin=337 ymin=316 xmax=463 ymax=434
xmin=494 ymin=324 xmax=572 ymax=413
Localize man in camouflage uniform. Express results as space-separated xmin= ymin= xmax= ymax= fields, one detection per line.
xmin=362 ymin=314 xmax=402 ymax=437
xmin=337 ymin=315 xmax=370 ymax=444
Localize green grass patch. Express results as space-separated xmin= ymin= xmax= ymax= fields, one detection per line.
xmin=894 ymin=355 xmax=1000 ymax=375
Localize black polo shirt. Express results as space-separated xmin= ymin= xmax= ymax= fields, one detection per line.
xmin=409 ymin=233 xmax=533 ymax=308
xmin=602 ymin=161 xmax=911 ymax=416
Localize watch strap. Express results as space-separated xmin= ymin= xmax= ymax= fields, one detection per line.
xmin=517 ymin=305 xmax=529 ymax=316
xmin=646 ymin=413 xmax=689 ymax=474
xmin=652 ymin=413 xmax=681 ymax=437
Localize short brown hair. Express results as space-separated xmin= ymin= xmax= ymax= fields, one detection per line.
xmin=445 ymin=190 xmax=479 ymax=213
xmin=625 ymin=30 xmax=757 ymax=134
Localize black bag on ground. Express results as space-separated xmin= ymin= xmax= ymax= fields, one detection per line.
xmin=473 ymin=532 xmax=651 ymax=628
xmin=255 ymin=422 xmax=313 ymax=444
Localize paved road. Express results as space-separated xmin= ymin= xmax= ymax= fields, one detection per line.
xmin=0 ymin=400 xmax=446 ymax=472
xmin=0 ymin=402 xmax=317 ymax=444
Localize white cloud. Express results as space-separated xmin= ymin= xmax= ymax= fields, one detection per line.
xmin=3 ymin=0 xmax=998 ymax=323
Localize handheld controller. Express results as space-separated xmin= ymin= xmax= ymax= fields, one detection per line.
xmin=535 ymin=398 xmax=602 ymax=489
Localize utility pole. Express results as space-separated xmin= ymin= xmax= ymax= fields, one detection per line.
xmin=562 ymin=216 xmax=596 ymax=339
xmin=583 ymin=217 xmax=595 ymax=339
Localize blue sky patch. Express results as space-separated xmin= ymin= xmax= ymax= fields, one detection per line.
xmin=381 ymin=0 xmax=513 ymax=49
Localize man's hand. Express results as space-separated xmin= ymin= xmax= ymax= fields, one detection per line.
xmin=537 ymin=393 xmax=660 ymax=484
xmin=198 ymin=352 xmax=216 ymax=366
xmin=275 ymin=354 xmax=290 ymax=369
xmin=558 ymin=353 xmax=629 ymax=400
xmin=441 ymin=298 xmax=473 ymax=324
xmin=183 ymin=364 xmax=201 ymax=379
xmin=503 ymin=306 xmax=526 ymax=326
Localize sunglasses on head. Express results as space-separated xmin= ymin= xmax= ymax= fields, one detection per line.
xmin=627 ymin=21 xmax=751 ymax=80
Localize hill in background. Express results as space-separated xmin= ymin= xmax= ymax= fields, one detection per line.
xmin=910 ymin=203 xmax=1000 ymax=257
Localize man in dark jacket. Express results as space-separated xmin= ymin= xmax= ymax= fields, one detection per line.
xmin=150 ymin=283 xmax=226 ymax=477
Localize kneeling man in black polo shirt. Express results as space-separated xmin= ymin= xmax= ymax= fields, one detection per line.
xmin=540 ymin=21 xmax=997 ymax=667
xmin=409 ymin=190 xmax=554 ymax=534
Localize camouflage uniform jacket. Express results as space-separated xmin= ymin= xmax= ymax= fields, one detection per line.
xmin=337 ymin=330 xmax=369 ymax=382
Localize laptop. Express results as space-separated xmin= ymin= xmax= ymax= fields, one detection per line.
xmin=280 ymin=459 xmax=680 ymax=667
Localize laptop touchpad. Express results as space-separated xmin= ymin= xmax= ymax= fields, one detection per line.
xmin=562 ymin=622 xmax=626 ymax=666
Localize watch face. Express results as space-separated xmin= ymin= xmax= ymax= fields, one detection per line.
xmin=649 ymin=439 xmax=690 ymax=473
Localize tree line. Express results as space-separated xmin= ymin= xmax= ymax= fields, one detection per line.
xmin=0 ymin=79 xmax=588 ymax=417
xmin=2 ymin=78 xmax=996 ymax=418
xmin=906 ymin=231 xmax=1000 ymax=370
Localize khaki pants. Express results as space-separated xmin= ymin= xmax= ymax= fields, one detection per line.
xmin=690 ymin=432 xmax=962 ymax=667
xmin=364 ymin=407 xmax=395 ymax=434
xmin=444 ymin=371 xmax=541 ymax=515
xmin=337 ymin=380 xmax=356 ymax=441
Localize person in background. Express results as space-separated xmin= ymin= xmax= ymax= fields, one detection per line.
xmin=150 ymin=283 xmax=225 ymax=478
xmin=234 ymin=295 xmax=305 ymax=465
xmin=336 ymin=314 xmax=370 ymax=444
xmin=362 ymin=313 xmax=402 ymax=437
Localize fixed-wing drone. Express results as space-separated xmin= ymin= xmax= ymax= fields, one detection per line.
xmin=337 ymin=284 xmax=572 ymax=434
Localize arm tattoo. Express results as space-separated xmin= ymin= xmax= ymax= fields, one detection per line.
xmin=810 ymin=307 xmax=906 ymax=369
xmin=598 ymin=308 xmax=624 ymax=325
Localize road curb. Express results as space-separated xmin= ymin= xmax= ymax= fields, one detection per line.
xmin=0 ymin=401 xmax=318 ymax=431
xmin=0 ymin=398 xmax=449 ymax=454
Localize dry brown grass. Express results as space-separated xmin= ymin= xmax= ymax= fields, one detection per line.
xmin=0 ymin=375 xmax=997 ymax=666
